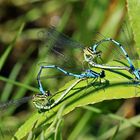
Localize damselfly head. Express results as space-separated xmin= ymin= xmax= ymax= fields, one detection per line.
xmin=32 ymin=92 xmax=54 ymax=110
xmin=83 ymin=47 xmax=102 ymax=64
xmin=84 ymin=48 xmax=101 ymax=57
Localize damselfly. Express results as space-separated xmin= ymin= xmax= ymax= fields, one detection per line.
xmin=82 ymin=21 xmax=140 ymax=81
xmin=84 ymin=37 xmax=140 ymax=81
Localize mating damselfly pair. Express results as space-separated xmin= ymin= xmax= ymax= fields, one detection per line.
xmin=1 ymin=26 xmax=140 ymax=111
xmin=36 ymin=26 xmax=140 ymax=108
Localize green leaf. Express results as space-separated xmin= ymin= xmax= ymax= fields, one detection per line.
xmin=67 ymin=111 xmax=93 ymax=140
xmin=0 ymin=75 xmax=38 ymax=93
xmin=0 ymin=23 xmax=25 ymax=71
xmin=97 ymin=115 xmax=140 ymax=139
xmin=127 ymin=0 xmax=140 ymax=48
xmin=13 ymin=67 xmax=140 ymax=140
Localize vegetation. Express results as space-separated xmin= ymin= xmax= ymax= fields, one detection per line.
xmin=0 ymin=0 xmax=140 ymax=139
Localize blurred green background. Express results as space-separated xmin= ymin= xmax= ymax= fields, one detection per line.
xmin=0 ymin=0 xmax=140 ymax=139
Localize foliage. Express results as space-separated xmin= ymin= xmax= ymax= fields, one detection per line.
xmin=0 ymin=0 xmax=140 ymax=140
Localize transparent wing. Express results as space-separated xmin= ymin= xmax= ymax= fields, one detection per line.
xmin=38 ymin=26 xmax=84 ymax=49
xmin=0 ymin=96 xmax=33 ymax=111
xmin=37 ymin=27 xmax=86 ymax=72
xmin=38 ymin=27 xmax=84 ymax=48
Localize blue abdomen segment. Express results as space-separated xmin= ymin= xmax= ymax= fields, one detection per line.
xmin=110 ymin=39 xmax=134 ymax=69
